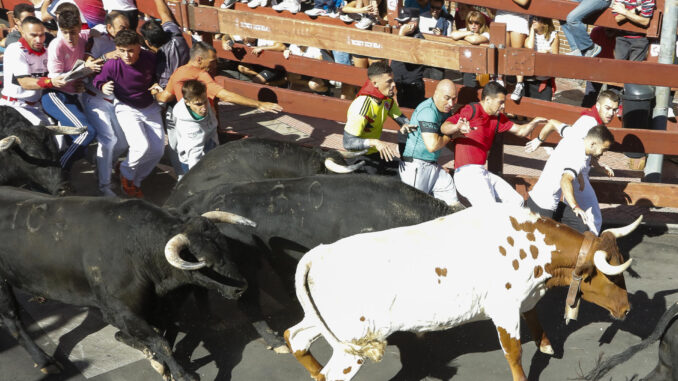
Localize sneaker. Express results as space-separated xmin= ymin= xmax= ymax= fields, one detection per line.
xmin=305 ymin=7 xmax=327 ymax=16
xmin=511 ymin=82 xmax=524 ymax=101
xmin=495 ymin=79 xmax=505 ymax=87
xmin=566 ymin=49 xmax=582 ymax=56
xmin=248 ymin=0 xmax=266 ymax=8
xmin=240 ymin=0 xmax=249 ymax=3
xmin=272 ymin=0 xmax=300 ymax=13
xmin=355 ymin=15 xmax=374 ymax=30
xmin=583 ymin=43 xmax=601 ymax=58
xmin=668 ymin=106 xmax=676 ymax=120
xmin=328 ymin=10 xmax=340 ymax=18
xmin=339 ymin=13 xmax=354 ymax=22
xmin=121 ymin=176 xmax=143 ymax=198
xmin=221 ymin=0 xmax=236 ymax=8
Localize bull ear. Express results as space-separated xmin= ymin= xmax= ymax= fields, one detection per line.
xmin=324 ymin=157 xmax=364 ymax=174
xmin=41 ymin=125 xmax=88 ymax=135
xmin=201 ymin=211 xmax=256 ymax=227
xmin=0 ymin=136 xmax=21 ymax=151
xmin=593 ymin=250 xmax=632 ymax=276
xmin=601 ymin=215 xmax=643 ymax=238
xmin=164 ymin=233 xmax=207 ymax=270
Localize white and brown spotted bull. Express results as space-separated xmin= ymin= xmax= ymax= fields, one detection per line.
xmin=285 ymin=204 xmax=641 ymax=381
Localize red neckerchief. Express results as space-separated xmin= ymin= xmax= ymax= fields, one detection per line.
xmin=581 ymin=105 xmax=604 ymax=125
xmin=357 ymin=80 xmax=388 ymax=102
xmin=19 ymin=37 xmax=46 ymax=56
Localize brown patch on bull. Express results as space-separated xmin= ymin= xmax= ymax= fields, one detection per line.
xmin=357 ymin=359 xmax=363 ymax=365
xmin=534 ymin=265 xmax=543 ymax=278
xmin=434 ymin=267 xmax=448 ymax=277
xmin=530 ymin=245 xmax=539 ymax=259
xmin=526 ymin=232 xmax=535 ymax=241
xmin=438 ymin=279 xmax=441 ymax=284
xmin=499 ymin=246 xmax=507 ymax=256
xmin=343 ymin=367 xmax=352 ymax=374
xmin=360 ymin=316 xmax=365 ymax=322
xmin=497 ymin=326 xmax=525 ymax=378
xmin=512 ymin=259 xmax=519 ymax=270
xmin=507 ymin=236 xmax=515 ymax=246
xmin=285 ymin=329 xmax=323 ymax=378
xmin=505 ymin=282 xmax=511 ymax=289
xmin=519 ymin=249 xmax=527 ymax=260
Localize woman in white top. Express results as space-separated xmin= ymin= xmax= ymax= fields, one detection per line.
xmin=524 ymin=16 xmax=559 ymax=101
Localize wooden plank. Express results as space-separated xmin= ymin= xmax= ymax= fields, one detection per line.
xmin=459 ymin=0 xmax=662 ymax=38
xmin=505 ymin=174 xmax=678 ymax=208
xmin=213 ymin=8 xmax=489 ymax=71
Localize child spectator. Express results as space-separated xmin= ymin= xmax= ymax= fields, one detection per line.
xmin=451 ymin=10 xmax=489 ymax=87
xmin=524 ymin=16 xmax=559 ymax=101
xmin=170 ymin=80 xmax=218 ymax=175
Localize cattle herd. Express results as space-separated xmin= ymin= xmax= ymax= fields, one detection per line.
xmin=0 ymin=106 xmax=675 ymax=381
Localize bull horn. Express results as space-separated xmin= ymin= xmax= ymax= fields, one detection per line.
xmin=0 ymin=136 xmax=21 ymax=152
xmin=324 ymin=158 xmax=364 ymax=174
xmin=339 ymin=149 xmax=368 ymax=159
xmin=42 ymin=125 xmax=87 ymax=135
xmin=593 ymin=250 xmax=633 ymax=276
xmin=601 ymin=215 xmax=643 ymax=238
xmin=164 ymin=233 xmax=206 ymax=270
xmin=201 ymin=211 xmax=257 ymax=227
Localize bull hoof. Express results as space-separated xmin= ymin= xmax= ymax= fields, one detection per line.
xmin=273 ymin=344 xmax=291 ymax=354
xmin=539 ymin=344 xmax=554 ymax=355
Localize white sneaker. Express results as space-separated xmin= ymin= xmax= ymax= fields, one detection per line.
xmin=221 ymin=0 xmax=236 ymax=8
xmin=240 ymin=0 xmax=249 ymax=3
xmin=305 ymin=7 xmax=327 ymax=16
xmin=328 ymin=10 xmax=340 ymax=18
xmin=355 ymin=15 xmax=374 ymax=29
xmin=272 ymin=0 xmax=300 ymax=12
xmin=248 ymin=0 xmax=266 ymax=8
xmin=669 ymin=107 xmax=676 ymax=119
xmin=339 ymin=13 xmax=354 ymax=22
xmin=510 ymin=82 xmax=524 ymax=101
xmin=495 ymin=79 xmax=505 ymax=87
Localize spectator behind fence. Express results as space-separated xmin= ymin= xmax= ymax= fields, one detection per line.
xmin=390 ymin=8 xmax=426 ymax=109
xmin=454 ymin=3 xmax=492 ymax=30
xmin=2 ymin=3 xmax=54 ymax=48
xmin=581 ymin=26 xmax=617 ymax=107
xmin=561 ymin=0 xmax=609 ymax=57
xmin=451 ymin=10 xmax=490 ymax=87
xmin=494 ymin=0 xmax=531 ymax=101
xmin=236 ymin=38 xmax=287 ymax=86
xmin=102 ymin=0 xmax=139 ymax=30
xmin=419 ymin=0 xmax=452 ymax=36
xmin=523 ymin=16 xmax=559 ymax=101
xmin=611 ymin=0 xmax=655 ymax=61
xmin=339 ymin=0 xmax=386 ymax=29
xmin=284 ymin=44 xmax=331 ymax=95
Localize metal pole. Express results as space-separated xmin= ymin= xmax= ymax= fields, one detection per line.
xmin=645 ymin=0 xmax=678 ymax=182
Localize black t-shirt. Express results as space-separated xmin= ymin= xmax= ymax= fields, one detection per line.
xmin=390 ymin=31 xmax=425 ymax=84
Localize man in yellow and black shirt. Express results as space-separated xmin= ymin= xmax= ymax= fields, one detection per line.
xmin=343 ymin=61 xmax=414 ymax=175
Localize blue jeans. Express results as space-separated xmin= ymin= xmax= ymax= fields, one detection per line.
xmin=561 ymin=0 xmax=611 ymax=51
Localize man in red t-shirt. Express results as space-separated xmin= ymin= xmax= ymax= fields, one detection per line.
xmin=441 ymin=81 xmax=546 ymax=206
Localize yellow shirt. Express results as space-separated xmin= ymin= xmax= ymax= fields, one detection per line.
xmin=344 ymin=95 xmax=402 ymax=155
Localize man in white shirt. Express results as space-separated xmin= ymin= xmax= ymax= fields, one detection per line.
xmin=0 ymin=16 xmax=67 ymax=125
xmin=526 ymin=124 xmax=615 ymax=234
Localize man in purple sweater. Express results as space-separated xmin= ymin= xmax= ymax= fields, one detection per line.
xmin=92 ymin=29 xmax=163 ymax=198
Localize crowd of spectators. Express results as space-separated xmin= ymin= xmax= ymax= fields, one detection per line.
xmin=0 ymin=0 xmax=667 ymax=200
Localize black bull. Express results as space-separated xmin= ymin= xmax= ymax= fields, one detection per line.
xmin=0 ymin=187 xmax=248 ymax=381
xmin=0 ymin=106 xmax=69 ymax=195
xmin=165 ymin=137 xmax=361 ymax=206
xmin=584 ymin=302 xmax=678 ymax=380
xmin=166 ymin=174 xmax=455 ymax=348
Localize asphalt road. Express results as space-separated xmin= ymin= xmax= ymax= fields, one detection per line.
xmin=1 ymin=158 xmax=677 ymax=381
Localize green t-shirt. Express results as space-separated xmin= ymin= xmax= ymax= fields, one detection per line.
xmin=402 ymin=98 xmax=450 ymax=162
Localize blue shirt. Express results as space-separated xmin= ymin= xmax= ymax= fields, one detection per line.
xmin=402 ymin=97 xmax=450 ymax=162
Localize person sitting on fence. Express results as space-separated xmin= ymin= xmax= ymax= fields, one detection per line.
xmin=611 ymin=0 xmax=656 ymax=62
xmin=525 ymin=89 xmax=620 ymax=233
xmin=170 ymin=79 xmax=218 ymax=177
xmin=338 ymin=0 xmax=385 ymax=29
xmin=561 ymin=0 xmax=608 ymax=57
xmin=440 ymin=81 xmax=547 ymax=206
xmin=304 ymin=0 xmax=342 ymax=17
xmin=451 ymin=10 xmax=490 ymax=88
xmin=526 ymin=124 xmax=615 ymax=234
xmin=343 ymin=61 xmax=415 ymax=175
xmin=523 ymin=16 xmax=560 ymax=101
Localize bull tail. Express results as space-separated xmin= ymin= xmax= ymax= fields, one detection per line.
xmin=582 ymin=302 xmax=678 ymax=380
xmin=295 ymin=250 xmax=365 ymax=357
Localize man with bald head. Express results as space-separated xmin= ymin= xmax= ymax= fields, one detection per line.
xmin=399 ymin=79 xmax=468 ymax=207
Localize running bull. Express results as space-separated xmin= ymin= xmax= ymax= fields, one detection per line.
xmin=0 ymin=106 xmax=85 ymax=195
xmin=165 ymin=137 xmax=363 ymax=206
xmin=286 ymin=205 xmax=640 ymax=381
xmin=0 ymin=187 xmax=251 ymax=381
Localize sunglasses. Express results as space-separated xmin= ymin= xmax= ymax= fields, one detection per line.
xmin=468 ymin=20 xmax=482 ymax=25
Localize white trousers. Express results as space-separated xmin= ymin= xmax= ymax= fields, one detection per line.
xmin=82 ymin=93 xmax=128 ymax=188
xmin=454 ymin=164 xmax=524 ymax=207
xmin=0 ymin=98 xmax=52 ymax=125
xmin=114 ymin=101 xmax=164 ymax=187
xmin=571 ymin=175 xmax=602 ymax=235
xmin=399 ymin=159 xmax=459 ymax=205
